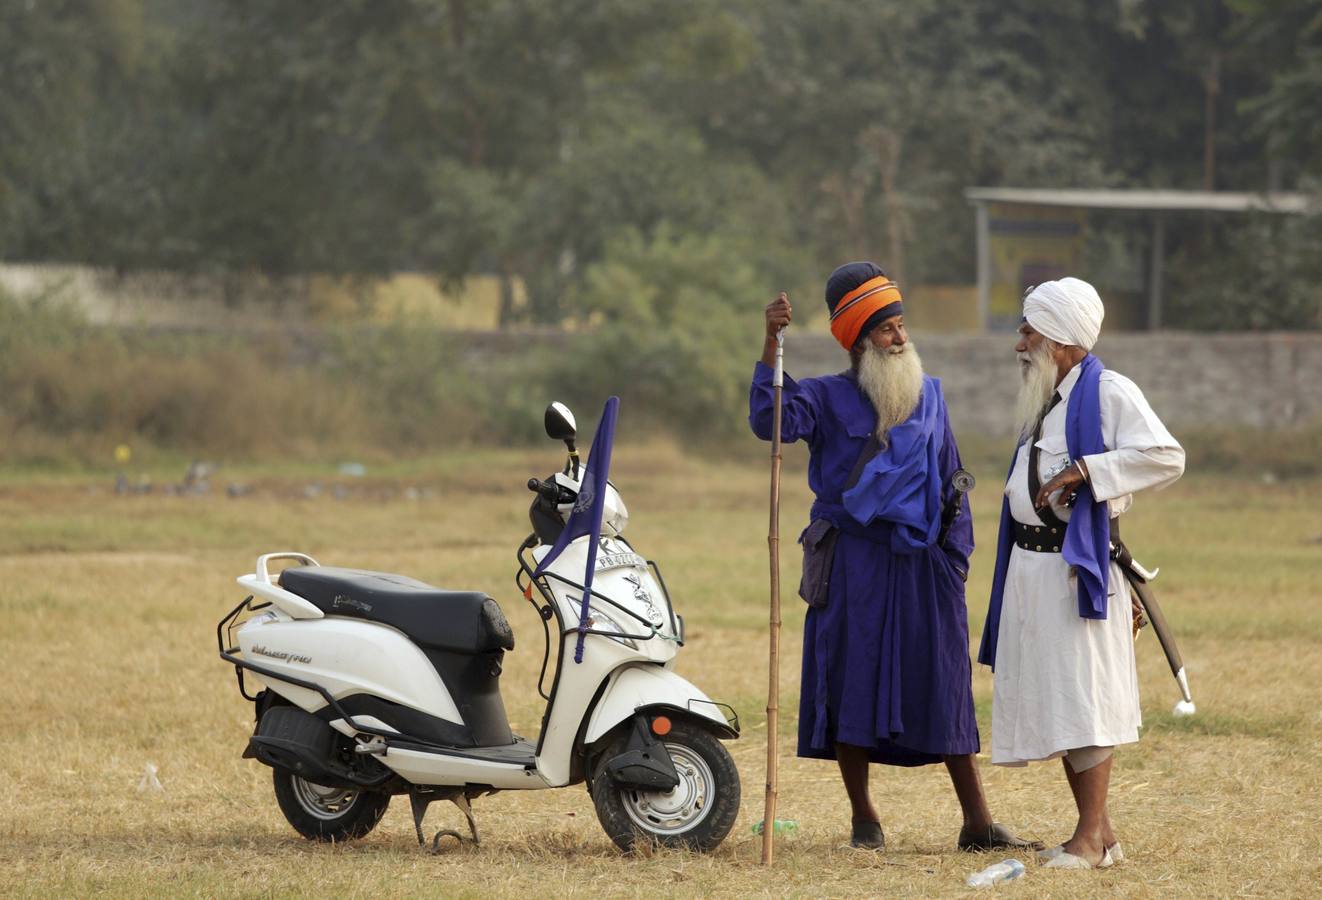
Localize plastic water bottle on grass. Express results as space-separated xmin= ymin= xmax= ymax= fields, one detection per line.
xmin=966 ymin=858 xmax=1025 ymax=888
xmin=751 ymin=819 xmax=798 ymax=836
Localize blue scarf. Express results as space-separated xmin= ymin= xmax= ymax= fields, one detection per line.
xmin=978 ymin=354 xmax=1110 ymax=668
xmin=841 ymin=377 xmax=945 ymax=554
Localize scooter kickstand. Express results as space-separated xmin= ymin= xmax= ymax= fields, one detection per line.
xmin=452 ymin=792 xmax=481 ymax=845
xmin=409 ymin=789 xmax=434 ymax=849
xmin=410 ymin=788 xmax=481 ymax=853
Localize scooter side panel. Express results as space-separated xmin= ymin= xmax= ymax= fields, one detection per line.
xmin=534 ymin=632 xmax=637 ymax=787
xmin=379 ymin=747 xmax=549 ymax=790
xmin=582 ymin=664 xmax=732 ymax=745
xmin=530 ymin=539 xmax=685 ymax=787
xmin=236 ymin=616 xmax=463 ymax=724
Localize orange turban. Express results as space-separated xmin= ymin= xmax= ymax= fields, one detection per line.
xmin=827 ymin=271 xmax=903 ymax=350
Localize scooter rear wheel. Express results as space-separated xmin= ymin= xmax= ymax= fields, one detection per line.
xmin=589 ymin=720 xmax=740 ymax=853
xmin=272 ymin=769 xmax=391 ymax=842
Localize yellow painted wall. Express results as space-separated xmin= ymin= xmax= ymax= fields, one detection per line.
xmin=988 ymin=203 xmax=1087 ymax=328
xmin=904 ymin=284 xmax=980 ymax=332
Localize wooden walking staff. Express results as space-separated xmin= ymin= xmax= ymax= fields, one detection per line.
xmin=762 ymin=317 xmax=786 ymax=866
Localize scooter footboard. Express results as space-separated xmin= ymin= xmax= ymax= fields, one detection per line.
xmin=583 ymin=665 xmax=739 ymax=746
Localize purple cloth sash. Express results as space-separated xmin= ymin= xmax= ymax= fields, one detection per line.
xmin=840 ymin=378 xmax=944 ymax=554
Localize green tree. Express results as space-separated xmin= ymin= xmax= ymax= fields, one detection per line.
xmin=562 ymin=224 xmax=764 ymax=431
xmin=0 ymin=0 xmax=169 ymax=263
xmin=1232 ymin=0 xmax=1322 ymax=177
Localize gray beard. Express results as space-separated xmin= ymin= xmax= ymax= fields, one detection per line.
xmin=1015 ymin=341 xmax=1058 ymax=440
xmin=856 ymin=342 xmax=924 ymax=444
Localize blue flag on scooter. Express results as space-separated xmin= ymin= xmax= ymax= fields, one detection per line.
xmin=533 ymin=396 xmax=619 ymax=664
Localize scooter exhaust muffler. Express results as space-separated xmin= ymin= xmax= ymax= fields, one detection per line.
xmin=247 ymin=705 xmax=387 ymax=788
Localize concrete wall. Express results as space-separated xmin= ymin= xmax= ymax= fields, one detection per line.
xmin=784 ymin=331 xmax=1322 ymax=436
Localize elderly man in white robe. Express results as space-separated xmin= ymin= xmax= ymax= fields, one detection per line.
xmin=977 ymin=277 xmax=1185 ymax=870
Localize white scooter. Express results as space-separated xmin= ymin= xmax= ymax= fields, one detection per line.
xmin=217 ymin=402 xmax=741 ymax=853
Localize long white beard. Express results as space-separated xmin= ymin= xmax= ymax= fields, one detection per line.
xmin=1015 ymin=340 xmax=1058 ymax=440
xmin=856 ymin=342 xmax=924 ymax=443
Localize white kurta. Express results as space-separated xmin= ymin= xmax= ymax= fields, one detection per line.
xmin=991 ymin=364 xmax=1185 ymax=766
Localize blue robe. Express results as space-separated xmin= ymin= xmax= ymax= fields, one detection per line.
xmin=749 ymin=362 xmax=979 ymax=766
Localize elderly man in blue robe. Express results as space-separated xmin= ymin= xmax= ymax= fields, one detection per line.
xmin=749 ymin=262 xmax=1038 ymax=852
xmin=979 ymin=278 xmax=1185 ymax=870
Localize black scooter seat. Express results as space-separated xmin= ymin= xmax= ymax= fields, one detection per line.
xmin=279 ymin=566 xmax=514 ymax=654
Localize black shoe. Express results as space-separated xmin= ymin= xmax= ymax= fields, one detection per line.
xmin=850 ymin=820 xmax=885 ymax=851
xmin=958 ymin=822 xmax=1044 ymax=852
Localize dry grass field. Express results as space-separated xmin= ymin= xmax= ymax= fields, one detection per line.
xmin=2 ymin=441 xmax=1320 ymax=898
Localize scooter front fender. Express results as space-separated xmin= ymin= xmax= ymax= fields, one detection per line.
xmin=583 ymin=664 xmax=738 ymax=746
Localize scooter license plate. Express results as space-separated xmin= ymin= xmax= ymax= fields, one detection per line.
xmin=594 ymin=551 xmax=647 ymax=572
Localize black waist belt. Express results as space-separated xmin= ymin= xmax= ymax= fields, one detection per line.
xmin=1013 ymin=520 xmax=1064 ymax=553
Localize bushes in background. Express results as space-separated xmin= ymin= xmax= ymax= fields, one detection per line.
xmin=0 ymin=292 xmax=375 ymax=462
xmin=0 ymin=227 xmax=773 ymax=463
xmin=5 ymin=279 xmax=1322 ymax=476
xmin=553 ymin=226 xmax=766 ymax=437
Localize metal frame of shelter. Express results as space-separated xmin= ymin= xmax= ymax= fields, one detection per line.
xmin=965 ymin=188 xmax=1312 ymax=331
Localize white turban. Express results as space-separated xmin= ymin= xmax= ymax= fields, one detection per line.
xmin=1023 ymin=277 xmax=1105 ymax=350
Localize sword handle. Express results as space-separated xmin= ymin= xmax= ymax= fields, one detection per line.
xmin=937 ymin=469 xmax=975 ymax=547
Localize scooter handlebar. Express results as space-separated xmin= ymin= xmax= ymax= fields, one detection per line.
xmin=527 ymin=478 xmax=570 ymax=505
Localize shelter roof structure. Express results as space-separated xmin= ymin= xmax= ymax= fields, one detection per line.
xmin=965 ymin=187 xmax=1314 ymax=330
xmin=965 ymin=187 xmax=1311 ymax=214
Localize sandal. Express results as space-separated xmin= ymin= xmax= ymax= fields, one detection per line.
xmin=1043 ymin=845 xmax=1114 ymax=870
xmin=1039 ymin=842 xmax=1124 ymax=863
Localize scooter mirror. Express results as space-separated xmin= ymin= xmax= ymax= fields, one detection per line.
xmin=544 ymin=402 xmax=577 ymax=442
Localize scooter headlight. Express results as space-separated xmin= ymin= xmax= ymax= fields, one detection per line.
xmin=585 ymin=606 xmax=638 ymax=649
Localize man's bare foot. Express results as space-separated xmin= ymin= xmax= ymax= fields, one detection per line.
xmin=1061 ymin=834 xmax=1107 ymax=867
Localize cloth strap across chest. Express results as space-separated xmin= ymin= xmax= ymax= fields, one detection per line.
xmin=1017 ymin=393 xmax=1066 ymax=552
xmin=1017 ymin=390 xmax=1122 ymax=553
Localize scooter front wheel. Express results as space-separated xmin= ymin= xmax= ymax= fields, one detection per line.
xmin=589 ymin=720 xmax=740 ymax=853
xmin=272 ymin=769 xmax=391 ymax=842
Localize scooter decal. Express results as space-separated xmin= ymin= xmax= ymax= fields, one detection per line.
xmin=573 ymin=479 xmax=594 ymax=514
xmin=332 ymin=593 xmax=373 ymax=613
xmin=623 ymin=573 xmax=664 ymax=626
xmin=251 ymin=644 xmax=312 ymax=665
